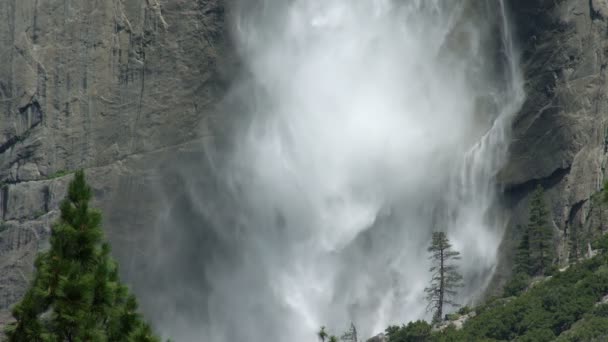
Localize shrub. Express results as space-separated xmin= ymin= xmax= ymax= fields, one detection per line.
xmin=429 ymin=253 xmax=608 ymax=341
xmin=445 ymin=313 xmax=460 ymax=321
xmin=457 ymin=306 xmax=472 ymax=315
xmin=593 ymin=234 xmax=608 ymax=252
xmin=386 ymin=321 xmax=432 ymax=342
xmin=555 ymin=317 xmax=608 ymax=341
xmin=503 ymin=272 xmax=530 ymax=297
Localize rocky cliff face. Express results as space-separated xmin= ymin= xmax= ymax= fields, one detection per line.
xmin=0 ymin=0 xmax=228 ymax=327
xmin=496 ymin=0 xmax=608 ymax=286
xmin=0 ymin=0 xmax=606 ymax=333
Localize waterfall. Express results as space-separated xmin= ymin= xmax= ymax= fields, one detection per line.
xmin=446 ymin=0 xmax=525 ymax=304
xmin=149 ymin=1 xmax=524 ymax=341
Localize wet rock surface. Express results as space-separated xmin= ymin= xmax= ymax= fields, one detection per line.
xmin=495 ymin=0 xmax=608 ymax=292
xmin=0 ymin=0 xmax=229 ymax=328
xmin=0 ymin=0 xmax=607 ymax=334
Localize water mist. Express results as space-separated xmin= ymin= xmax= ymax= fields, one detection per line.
xmin=148 ymin=1 xmax=524 ymax=341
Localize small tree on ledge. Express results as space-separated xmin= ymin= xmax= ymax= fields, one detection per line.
xmin=424 ymin=231 xmax=463 ymax=323
xmin=318 ymin=326 xmax=328 ymax=342
xmin=5 ymin=170 xmax=159 ymax=342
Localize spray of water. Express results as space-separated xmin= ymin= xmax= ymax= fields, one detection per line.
xmin=144 ymin=1 xmax=524 ymax=341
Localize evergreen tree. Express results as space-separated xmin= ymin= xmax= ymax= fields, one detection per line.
xmin=340 ymin=322 xmax=357 ymax=342
xmin=593 ymin=191 xmax=605 ymax=234
xmin=329 ymin=336 xmax=339 ymax=342
xmin=569 ymin=223 xmax=584 ymax=263
xmin=424 ymin=232 xmax=463 ymax=323
xmin=528 ymin=185 xmax=553 ymax=275
xmin=318 ymin=326 xmax=328 ymax=342
xmin=514 ymin=224 xmax=531 ymax=275
xmin=5 ymin=171 xmax=159 ymax=342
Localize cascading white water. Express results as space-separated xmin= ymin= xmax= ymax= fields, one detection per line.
xmin=446 ymin=0 xmax=525 ymax=305
xmin=151 ymin=1 xmax=523 ymax=341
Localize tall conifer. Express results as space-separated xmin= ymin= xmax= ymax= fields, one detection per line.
xmin=514 ymin=224 xmax=531 ymax=275
xmin=528 ymin=185 xmax=553 ymax=275
xmin=5 ymin=170 xmax=159 ymax=341
xmin=568 ymin=223 xmax=584 ymax=263
xmin=424 ymin=232 xmax=463 ymax=322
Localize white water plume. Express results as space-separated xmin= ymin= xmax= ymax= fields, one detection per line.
xmin=148 ymin=1 xmax=524 ymax=341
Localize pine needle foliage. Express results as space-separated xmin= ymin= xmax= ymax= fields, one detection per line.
xmin=569 ymin=224 xmax=585 ymax=264
xmin=5 ymin=170 xmax=159 ymax=342
xmin=514 ymin=224 xmax=532 ymax=275
xmin=528 ymin=185 xmax=553 ymax=275
xmin=424 ymin=231 xmax=463 ymax=323
xmin=513 ymin=185 xmax=554 ymax=277
xmin=318 ymin=326 xmax=328 ymax=342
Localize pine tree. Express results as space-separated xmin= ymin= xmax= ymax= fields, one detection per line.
xmin=424 ymin=232 xmax=463 ymax=323
xmin=5 ymin=170 xmax=159 ymax=342
xmin=514 ymin=224 xmax=531 ymax=275
xmin=318 ymin=326 xmax=328 ymax=342
xmin=592 ymin=191 xmax=605 ymax=234
xmin=340 ymin=322 xmax=357 ymax=342
xmin=568 ymin=223 xmax=584 ymax=263
xmin=528 ymin=185 xmax=553 ymax=275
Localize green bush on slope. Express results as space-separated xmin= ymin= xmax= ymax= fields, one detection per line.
xmin=387 ymin=251 xmax=608 ymax=341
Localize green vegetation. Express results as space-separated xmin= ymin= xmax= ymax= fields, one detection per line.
xmin=554 ymin=311 xmax=608 ymax=341
xmin=48 ymin=170 xmax=73 ymax=180
xmin=456 ymin=306 xmax=471 ymax=315
xmin=425 ymin=232 xmax=463 ymax=322
xmin=32 ymin=210 xmax=46 ymax=219
xmin=322 ymin=183 xmax=608 ymax=341
xmin=318 ymin=324 xmax=355 ymax=342
xmin=502 ymin=272 xmax=530 ymax=297
xmin=568 ymin=223 xmax=585 ymax=263
xmin=382 ymin=184 xmax=608 ymax=341
xmin=513 ymin=224 xmax=531 ymax=276
xmin=527 ymin=185 xmax=553 ymax=275
xmin=5 ymin=171 xmax=159 ymax=341
xmin=384 ymin=239 xmax=608 ymax=341
xmin=592 ymin=191 xmax=605 ymax=234
xmin=511 ymin=185 xmax=553 ymax=277
xmin=592 ymin=233 xmax=608 ymax=252
xmin=386 ymin=320 xmax=432 ymax=342
xmin=318 ymin=326 xmax=328 ymax=342
xmin=507 ymin=185 xmax=555 ymax=296
xmin=0 ymin=221 xmax=11 ymax=232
